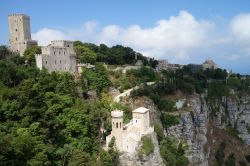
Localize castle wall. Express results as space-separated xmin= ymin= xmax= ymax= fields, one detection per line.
xmin=35 ymin=41 xmax=77 ymax=73
xmin=8 ymin=14 xmax=37 ymax=56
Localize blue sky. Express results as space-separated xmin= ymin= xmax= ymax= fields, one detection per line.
xmin=1 ymin=0 xmax=250 ymax=74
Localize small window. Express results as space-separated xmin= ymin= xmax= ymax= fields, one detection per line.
xmin=16 ymin=38 xmax=17 ymax=41
xmin=16 ymin=29 xmax=17 ymax=32
xmin=46 ymin=61 xmax=47 ymax=64
xmin=59 ymin=51 xmax=60 ymax=54
xmin=64 ymin=51 xmax=65 ymax=55
xmin=55 ymin=60 xmax=56 ymax=64
xmin=60 ymin=60 xmax=61 ymax=64
xmin=54 ymin=51 xmax=55 ymax=55
xmin=120 ymin=122 xmax=121 ymax=128
xmin=116 ymin=123 xmax=118 ymax=128
xmin=136 ymin=120 xmax=137 ymax=123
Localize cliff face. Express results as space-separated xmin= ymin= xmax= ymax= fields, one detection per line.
xmin=119 ymin=133 xmax=164 ymax=166
xmin=226 ymin=96 xmax=250 ymax=145
xmin=166 ymin=93 xmax=250 ymax=166
xmin=167 ymin=94 xmax=209 ymax=166
xmin=118 ymin=92 xmax=250 ymax=166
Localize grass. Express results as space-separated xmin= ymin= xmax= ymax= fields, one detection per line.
xmin=138 ymin=136 xmax=154 ymax=157
xmin=227 ymin=127 xmax=244 ymax=143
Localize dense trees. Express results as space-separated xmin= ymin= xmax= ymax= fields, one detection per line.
xmin=73 ymin=41 xmax=158 ymax=67
xmin=74 ymin=42 xmax=97 ymax=64
xmin=0 ymin=56 xmax=113 ymax=165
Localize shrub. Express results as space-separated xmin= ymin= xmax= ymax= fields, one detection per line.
xmin=225 ymin=153 xmax=236 ymax=166
xmin=215 ymin=142 xmax=226 ymax=166
xmin=138 ymin=136 xmax=154 ymax=157
xmin=161 ymin=113 xmax=180 ymax=129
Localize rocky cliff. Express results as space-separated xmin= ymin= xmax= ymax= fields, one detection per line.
xmin=166 ymin=94 xmax=209 ymax=166
xmin=118 ymin=91 xmax=250 ymax=166
xmin=119 ymin=133 xmax=164 ymax=166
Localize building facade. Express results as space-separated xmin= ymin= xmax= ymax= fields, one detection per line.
xmin=106 ymin=107 xmax=154 ymax=153
xmin=202 ymin=59 xmax=218 ymax=70
xmin=8 ymin=14 xmax=37 ymax=56
xmin=35 ymin=40 xmax=77 ymax=73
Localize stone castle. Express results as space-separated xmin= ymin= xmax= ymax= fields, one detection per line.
xmin=106 ymin=107 xmax=154 ymax=153
xmin=8 ymin=13 xmax=77 ymax=73
xmin=35 ymin=40 xmax=77 ymax=73
xmin=8 ymin=14 xmax=37 ymax=56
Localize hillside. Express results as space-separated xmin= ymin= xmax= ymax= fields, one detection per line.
xmin=0 ymin=43 xmax=250 ymax=166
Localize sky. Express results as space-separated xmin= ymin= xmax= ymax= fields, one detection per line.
xmin=1 ymin=0 xmax=250 ymax=74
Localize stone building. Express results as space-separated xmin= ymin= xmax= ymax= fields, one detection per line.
xmin=202 ymin=59 xmax=218 ymax=70
xmin=106 ymin=107 xmax=154 ymax=153
xmin=156 ymin=59 xmax=168 ymax=71
xmin=8 ymin=14 xmax=37 ymax=56
xmin=35 ymin=40 xmax=77 ymax=73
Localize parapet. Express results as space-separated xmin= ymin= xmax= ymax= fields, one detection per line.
xmin=111 ymin=110 xmax=123 ymax=118
xmin=8 ymin=14 xmax=30 ymax=18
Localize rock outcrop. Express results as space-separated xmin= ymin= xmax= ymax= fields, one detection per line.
xmin=119 ymin=132 xmax=164 ymax=166
xmin=166 ymin=94 xmax=209 ymax=166
xmin=225 ymin=95 xmax=250 ymax=145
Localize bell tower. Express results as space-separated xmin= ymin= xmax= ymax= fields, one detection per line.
xmin=111 ymin=110 xmax=123 ymax=151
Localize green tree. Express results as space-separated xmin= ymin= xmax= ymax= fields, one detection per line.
xmin=74 ymin=45 xmax=97 ymax=64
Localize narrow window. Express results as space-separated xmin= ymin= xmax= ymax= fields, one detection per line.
xmin=55 ymin=60 xmax=56 ymax=64
xmin=16 ymin=29 xmax=17 ymax=32
xmin=120 ymin=122 xmax=121 ymax=128
xmin=16 ymin=38 xmax=17 ymax=41
xmin=116 ymin=123 xmax=118 ymax=128
xmin=136 ymin=120 xmax=137 ymax=123
xmin=54 ymin=51 xmax=55 ymax=55
xmin=64 ymin=51 xmax=65 ymax=55
xmin=59 ymin=51 xmax=60 ymax=54
xmin=46 ymin=61 xmax=47 ymax=64
xmin=60 ymin=60 xmax=61 ymax=64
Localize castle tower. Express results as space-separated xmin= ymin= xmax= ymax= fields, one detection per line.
xmin=110 ymin=110 xmax=124 ymax=151
xmin=8 ymin=14 xmax=37 ymax=56
xmin=132 ymin=107 xmax=150 ymax=133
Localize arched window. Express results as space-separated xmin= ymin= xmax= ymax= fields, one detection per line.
xmin=116 ymin=123 xmax=118 ymax=128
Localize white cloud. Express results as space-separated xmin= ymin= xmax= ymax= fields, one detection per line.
xmin=230 ymin=13 xmax=250 ymax=44
xmin=32 ymin=28 xmax=71 ymax=46
xmin=230 ymin=13 xmax=250 ymax=54
xmin=32 ymin=11 xmax=214 ymax=61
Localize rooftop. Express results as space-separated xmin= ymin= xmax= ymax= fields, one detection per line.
xmin=111 ymin=110 xmax=123 ymax=118
xmin=132 ymin=107 xmax=149 ymax=114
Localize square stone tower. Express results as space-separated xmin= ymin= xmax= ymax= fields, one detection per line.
xmin=8 ymin=14 xmax=37 ymax=56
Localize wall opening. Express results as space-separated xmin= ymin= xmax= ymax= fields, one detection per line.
xmin=116 ymin=123 xmax=118 ymax=128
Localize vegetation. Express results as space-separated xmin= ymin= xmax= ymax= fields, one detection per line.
xmin=138 ymin=136 xmax=154 ymax=157
xmin=73 ymin=41 xmax=158 ymax=67
xmin=227 ymin=127 xmax=243 ymax=143
xmin=81 ymin=63 xmax=111 ymax=95
xmin=159 ymin=137 xmax=189 ymax=166
xmin=161 ymin=113 xmax=180 ymax=128
xmin=215 ymin=142 xmax=226 ymax=166
xmin=0 ymin=54 xmax=117 ymax=165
